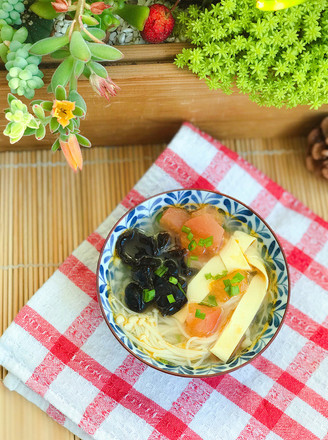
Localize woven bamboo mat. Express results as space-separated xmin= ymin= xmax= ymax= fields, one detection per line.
xmin=1 ymin=138 xmax=327 ymax=440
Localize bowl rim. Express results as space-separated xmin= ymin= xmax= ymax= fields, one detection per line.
xmin=96 ymin=188 xmax=290 ymax=377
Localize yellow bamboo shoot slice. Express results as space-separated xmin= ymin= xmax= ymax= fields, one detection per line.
xmin=210 ymin=274 xmax=267 ymax=362
xmin=219 ymin=237 xmax=251 ymax=273
xmin=233 ymin=230 xmax=256 ymax=253
xmin=187 ymin=255 xmax=226 ymax=303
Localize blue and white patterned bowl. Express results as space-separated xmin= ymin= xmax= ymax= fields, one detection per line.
xmin=97 ymin=189 xmax=290 ymax=377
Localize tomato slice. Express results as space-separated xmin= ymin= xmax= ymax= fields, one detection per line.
xmin=185 ymin=303 xmax=222 ymax=337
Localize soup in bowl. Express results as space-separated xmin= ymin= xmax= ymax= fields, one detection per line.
xmin=97 ymin=189 xmax=289 ymax=377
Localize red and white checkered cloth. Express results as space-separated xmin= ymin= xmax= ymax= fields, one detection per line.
xmin=1 ymin=123 xmax=328 ymax=440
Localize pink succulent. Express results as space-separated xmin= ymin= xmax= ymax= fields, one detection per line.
xmin=89 ymin=73 xmax=120 ymax=102
xmin=90 ymin=2 xmax=111 ymax=14
xmin=51 ymin=0 xmax=69 ymax=13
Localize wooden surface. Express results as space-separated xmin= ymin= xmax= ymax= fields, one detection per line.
xmin=1 ymin=42 xmax=328 ymax=150
xmin=1 ymin=138 xmax=328 ymax=440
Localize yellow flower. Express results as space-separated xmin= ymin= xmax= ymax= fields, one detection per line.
xmin=52 ymin=100 xmax=75 ymax=128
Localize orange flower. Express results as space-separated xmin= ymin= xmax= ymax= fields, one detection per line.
xmin=52 ymin=100 xmax=75 ymax=128
xmin=51 ymin=0 xmax=69 ymax=12
xmin=90 ymin=2 xmax=111 ymax=14
xmin=60 ymin=135 xmax=83 ymax=172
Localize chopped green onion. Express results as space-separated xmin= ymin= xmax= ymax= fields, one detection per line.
xmin=213 ymin=270 xmax=228 ymax=280
xmin=231 ymin=272 xmax=245 ymax=284
xmin=198 ymin=238 xmax=205 ymax=246
xmin=143 ymin=289 xmax=155 ymax=302
xmin=182 ymin=225 xmax=191 ymax=233
xmin=224 ymin=286 xmax=231 ymax=295
xmin=155 ymin=265 xmax=168 ymax=277
xmin=200 ymin=294 xmax=218 ymax=307
xmin=188 ymin=240 xmax=197 ymax=251
xmin=155 ymin=210 xmax=164 ymax=223
xmin=187 ymin=232 xmax=194 ymax=241
xmin=177 ymin=282 xmax=186 ymax=295
xmin=204 ymin=236 xmax=213 ymax=247
xmin=230 ymin=285 xmax=240 ymax=296
xmin=205 ymin=273 xmax=212 ymax=280
xmin=169 ymin=276 xmax=178 ymax=285
xmin=167 ymin=294 xmax=176 ymax=303
xmin=195 ymin=309 xmax=206 ymax=320
xmin=189 ymin=256 xmax=198 ymax=261
xmin=223 ymin=279 xmax=231 ymax=288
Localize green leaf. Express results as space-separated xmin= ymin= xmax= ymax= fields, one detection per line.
xmin=68 ymin=90 xmax=87 ymax=112
xmin=69 ymin=31 xmax=91 ymax=62
xmin=256 ymin=0 xmax=306 ymax=10
xmin=51 ymin=138 xmax=60 ymax=151
xmin=41 ymin=100 xmax=53 ymax=111
xmin=73 ymin=106 xmax=85 ymax=117
xmin=7 ymin=93 xmax=16 ymax=105
xmin=50 ymin=56 xmax=74 ymax=92
xmin=88 ymin=60 xmax=107 ymax=78
xmin=116 ymin=4 xmax=149 ymax=31
xmin=87 ymin=42 xmax=123 ymax=61
xmin=76 ymin=134 xmax=91 ymax=147
xmin=0 ymin=43 xmax=8 ymax=63
xmin=81 ymin=28 xmax=106 ymax=42
xmin=32 ymin=104 xmax=45 ymax=119
xmin=81 ymin=14 xmax=99 ymax=26
xmin=24 ymin=127 xmax=36 ymax=136
xmin=74 ymin=60 xmax=85 ymax=78
xmin=55 ymin=85 xmax=66 ymax=101
xmin=30 ymin=35 xmax=69 ymax=56
xmin=35 ymin=124 xmax=46 ymax=140
xmin=50 ymin=49 xmax=70 ymax=59
xmin=1 ymin=25 xmax=15 ymax=42
xmin=50 ymin=117 xmax=60 ymax=133
xmin=29 ymin=1 xmax=59 ymax=19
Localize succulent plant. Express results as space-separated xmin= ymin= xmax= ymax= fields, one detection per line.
xmin=4 ymin=94 xmax=39 ymax=143
xmin=0 ymin=0 xmax=25 ymax=25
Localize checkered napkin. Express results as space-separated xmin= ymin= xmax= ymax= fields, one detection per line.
xmin=1 ymin=123 xmax=328 ymax=440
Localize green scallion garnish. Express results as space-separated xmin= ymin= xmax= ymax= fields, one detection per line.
xmin=195 ymin=309 xmax=206 ymax=320
xmin=155 ymin=265 xmax=168 ymax=277
xmin=204 ymin=236 xmax=213 ymax=247
xmin=200 ymin=294 xmax=218 ymax=307
xmin=167 ymin=294 xmax=176 ymax=303
xmin=182 ymin=225 xmax=191 ymax=233
xmin=213 ymin=270 xmax=228 ymax=280
xmin=230 ymin=285 xmax=240 ymax=296
xmin=169 ymin=276 xmax=178 ymax=285
xmin=188 ymin=240 xmax=197 ymax=251
xmin=177 ymin=282 xmax=186 ymax=295
xmin=190 ymin=256 xmax=198 ymax=261
xmin=198 ymin=238 xmax=205 ymax=246
xmin=205 ymin=273 xmax=212 ymax=280
xmin=223 ymin=279 xmax=231 ymax=288
xmin=143 ymin=289 xmax=155 ymax=302
xmin=231 ymin=272 xmax=245 ymax=284
xmin=187 ymin=232 xmax=194 ymax=241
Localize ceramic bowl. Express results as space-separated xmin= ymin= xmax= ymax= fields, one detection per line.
xmin=97 ymin=189 xmax=290 ymax=377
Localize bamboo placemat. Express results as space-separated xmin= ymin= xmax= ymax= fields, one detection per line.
xmin=1 ymin=138 xmax=327 ymax=440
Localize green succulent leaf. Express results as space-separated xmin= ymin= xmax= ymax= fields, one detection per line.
xmin=30 ymin=35 xmax=69 ymax=56
xmin=50 ymin=55 xmax=74 ymax=92
xmin=32 ymin=103 xmax=45 ymax=120
xmin=12 ymin=27 xmax=28 ymax=43
xmin=116 ymin=4 xmax=149 ymax=31
xmin=51 ymin=138 xmax=60 ymax=151
xmin=87 ymin=42 xmax=123 ymax=61
xmin=41 ymin=100 xmax=54 ymax=111
xmin=55 ymin=85 xmax=66 ymax=101
xmin=76 ymin=134 xmax=91 ymax=147
xmin=81 ymin=14 xmax=99 ymax=26
xmin=256 ymin=0 xmax=306 ymax=10
xmin=29 ymin=1 xmax=59 ymax=19
xmin=88 ymin=60 xmax=107 ymax=78
xmin=73 ymin=106 xmax=85 ymax=117
xmin=69 ymin=31 xmax=91 ymax=62
xmin=50 ymin=117 xmax=60 ymax=133
xmin=68 ymin=90 xmax=87 ymax=112
xmin=35 ymin=123 xmax=46 ymax=140
xmin=81 ymin=28 xmax=106 ymax=42
xmin=50 ymin=49 xmax=70 ymax=59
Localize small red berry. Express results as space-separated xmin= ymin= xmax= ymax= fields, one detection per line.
xmin=141 ymin=4 xmax=175 ymax=44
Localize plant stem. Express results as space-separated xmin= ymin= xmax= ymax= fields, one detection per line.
xmin=73 ymin=0 xmax=86 ymax=31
